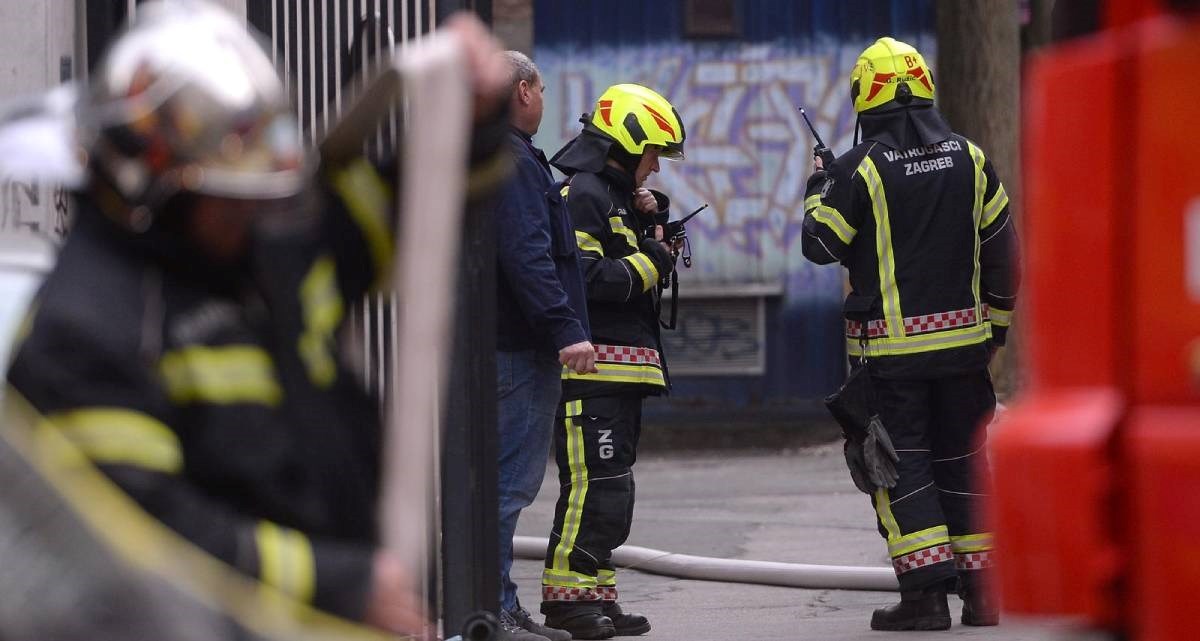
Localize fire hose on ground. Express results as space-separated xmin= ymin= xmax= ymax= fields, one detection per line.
xmin=512 ymin=536 xmax=899 ymax=592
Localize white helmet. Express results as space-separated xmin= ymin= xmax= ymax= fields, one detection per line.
xmin=79 ymin=0 xmax=305 ymax=230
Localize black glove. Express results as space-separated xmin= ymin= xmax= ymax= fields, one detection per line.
xmin=843 ymin=439 xmax=874 ymax=494
xmin=862 ymin=415 xmax=900 ymax=489
xmin=638 ymin=237 xmax=675 ymax=278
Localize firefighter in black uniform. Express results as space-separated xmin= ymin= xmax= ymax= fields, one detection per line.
xmin=4 ymin=2 xmax=510 ymax=634
xmin=801 ymin=38 xmax=1019 ymax=631
xmin=538 ymin=84 xmax=686 ymax=640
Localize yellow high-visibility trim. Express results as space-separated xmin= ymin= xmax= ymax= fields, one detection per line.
xmin=159 ymin=345 xmax=282 ymax=407
xmin=874 ymin=488 xmax=902 ymax=543
xmin=564 ymin=399 xmax=583 ymax=417
xmin=2 ymin=387 xmax=391 ymax=641
xmin=329 ymin=158 xmax=393 ymax=290
xmin=967 ymin=143 xmax=987 ymax=326
xmin=255 ymin=521 xmax=316 ymax=604
xmin=858 ymin=158 xmax=904 ymax=339
xmin=560 ymin=185 xmax=570 ymax=198
xmin=989 ymin=307 xmax=1013 ymax=327
xmin=803 ymin=194 xmax=822 ymax=211
xmin=811 ymin=205 xmax=857 ymax=245
xmin=951 ymin=533 xmax=994 ymax=553
xmin=609 ymin=216 xmax=638 ymax=250
xmin=888 ymin=525 xmax=951 ymax=558
xmin=41 ymin=408 xmax=182 ymax=474
xmin=622 ymin=252 xmax=659 ymax=292
xmin=597 ymin=568 xmax=617 ymax=587
xmin=575 ymin=230 xmax=604 ymax=256
xmin=542 ymin=568 xmax=598 ymax=588
xmin=847 ymin=323 xmax=991 ymax=357
xmin=563 ymin=362 xmax=666 ymax=387
xmin=982 ymin=185 xmax=1009 ymax=229
xmin=550 ymin=412 xmax=589 ymax=574
xmin=297 ymin=256 xmax=344 ymax=388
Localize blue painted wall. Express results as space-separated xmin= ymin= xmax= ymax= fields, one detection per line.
xmin=531 ymin=0 xmax=937 ymax=419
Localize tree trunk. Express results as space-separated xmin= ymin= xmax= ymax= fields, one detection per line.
xmin=935 ymin=0 xmax=1022 ymax=396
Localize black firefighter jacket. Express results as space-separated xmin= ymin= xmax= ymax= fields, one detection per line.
xmin=557 ymin=165 xmax=673 ymax=400
xmin=6 ymin=160 xmax=395 ymax=621
xmin=801 ymin=106 xmax=1020 ymax=379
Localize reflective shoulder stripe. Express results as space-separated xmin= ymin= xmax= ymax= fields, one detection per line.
xmin=41 ymin=408 xmax=183 ymax=474
xmin=950 ymin=532 xmax=994 ymax=553
xmin=575 ymin=230 xmax=604 ymax=256
xmin=981 ymin=184 xmax=1009 ymax=229
xmin=888 ymin=525 xmax=951 ymax=558
xmin=848 ymin=323 xmax=991 ymax=357
xmin=810 ymin=205 xmax=857 ymax=245
xmin=298 ymin=256 xmax=344 ymax=388
xmin=159 ymin=345 xmax=283 ymax=407
xmin=255 ymin=520 xmax=316 ymax=604
xmin=328 ymin=158 xmax=394 ymax=289
xmin=608 ymin=216 xmax=638 ymax=250
xmin=857 ymin=157 xmax=904 ymax=339
xmin=621 ymin=252 xmax=659 ymax=292
xmin=988 ymin=307 xmax=1013 ymax=328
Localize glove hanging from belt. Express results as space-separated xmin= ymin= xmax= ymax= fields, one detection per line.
xmin=825 ymin=367 xmax=899 ymax=494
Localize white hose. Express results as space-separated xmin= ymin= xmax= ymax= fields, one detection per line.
xmin=512 ymin=536 xmax=899 ymax=592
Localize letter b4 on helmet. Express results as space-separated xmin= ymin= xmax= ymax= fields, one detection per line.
xmin=849 ymin=37 xmax=936 ymax=113
xmin=590 ymin=83 xmax=686 ymax=160
xmin=78 ymin=0 xmax=305 ymax=230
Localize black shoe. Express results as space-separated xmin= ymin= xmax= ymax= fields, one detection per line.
xmin=542 ymin=602 xmax=615 ymax=640
xmin=601 ymin=601 xmax=651 ymax=636
xmin=498 ymin=610 xmax=552 ymax=641
xmin=511 ymin=606 xmax=573 ymax=641
xmin=870 ymin=588 xmax=951 ymax=631
xmin=959 ymin=574 xmax=1000 ymax=626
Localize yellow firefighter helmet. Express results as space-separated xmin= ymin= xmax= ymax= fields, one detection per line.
xmin=849 ymin=37 xmax=936 ymax=113
xmin=589 ymin=83 xmax=685 ymax=160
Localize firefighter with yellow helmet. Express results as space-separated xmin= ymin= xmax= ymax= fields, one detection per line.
xmin=537 ymin=83 xmax=686 ymax=639
xmin=801 ymin=38 xmax=1019 ymax=630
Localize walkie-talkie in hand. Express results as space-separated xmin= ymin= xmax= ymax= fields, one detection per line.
xmin=799 ymin=107 xmax=836 ymax=169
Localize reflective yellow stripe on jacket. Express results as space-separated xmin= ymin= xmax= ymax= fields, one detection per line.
xmin=255 ymin=520 xmax=316 ymax=603
xmin=329 ymin=158 xmax=394 ymax=289
xmin=159 ymin=345 xmax=283 ymax=407
xmin=621 ymin=252 xmax=659 ymax=292
xmin=562 ymin=361 xmax=666 ymax=387
xmin=298 ymin=256 xmax=344 ymax=388
xmin=40 ymin=408 xmax=183 ymax=474
xmin=857 ymin=157 xmax=904 ymax=339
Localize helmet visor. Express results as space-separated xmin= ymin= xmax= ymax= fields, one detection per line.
xmin=659 ymin=142 xmax=685 ymax=162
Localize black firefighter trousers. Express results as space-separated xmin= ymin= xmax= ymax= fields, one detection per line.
xmin=868 ymin=370 xmax=997 ymax=592
xmin=541 ymin=395 xmax=641 ymax=606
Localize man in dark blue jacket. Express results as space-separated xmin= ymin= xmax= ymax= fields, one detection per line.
xmin=494 ymin=50 xmax=595 ymax=641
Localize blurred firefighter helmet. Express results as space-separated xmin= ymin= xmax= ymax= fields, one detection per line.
xmin=589 ymin=83 xmax=685 ymax=160
xmin=78 ymin=0 xmax=305 ymax=231
xmin=849 ymin=37 xmax=936 ymax=113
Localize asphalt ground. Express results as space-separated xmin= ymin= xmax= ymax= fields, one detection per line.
xmin=510 ymin=440 xmax=1092 ymax=641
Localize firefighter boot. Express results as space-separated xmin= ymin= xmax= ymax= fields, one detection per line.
xmin=959 ymin=573 xmax=999 ymax=626
xmin=541 ymin=601 xmax=615 ymax=640
xmin=869 ymin=586 xmax=952 ymax=631
xmin=602 ymin=601 xmax=651 ymax=636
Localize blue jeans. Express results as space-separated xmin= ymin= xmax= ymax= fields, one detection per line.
xmin=497 ymin=349 xmax=562 ymax=613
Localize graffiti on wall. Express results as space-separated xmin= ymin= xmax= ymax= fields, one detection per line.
xmin=535 ymin=42 xmax=930 ymax=301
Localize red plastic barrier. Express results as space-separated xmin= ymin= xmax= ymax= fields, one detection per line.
xmin=1125 ymin=407 xmax=1200 ymax=640
xmin=989 ymin=389 xmax=1123 ymax=625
